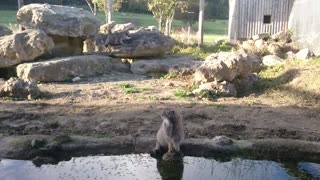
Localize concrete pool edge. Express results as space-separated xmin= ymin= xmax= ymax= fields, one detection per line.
xmin=1 ymin=135 xmax=320 ymax=162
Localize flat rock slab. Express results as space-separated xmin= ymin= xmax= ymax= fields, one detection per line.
xmin=108 ymin=32 xmax=175 ymax=58
xmin=17 ymin=3 xmax=101 ymax=37
xmin=0 ymin=29 xmax=54 ymax=68
xmin=131 ymin=55 xmax=202 ymax=75
xmin=17 ymin=55 xmax=113 ymax=82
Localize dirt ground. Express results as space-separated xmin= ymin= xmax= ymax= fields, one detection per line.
xmin=0 ymin=71 xmax=320 ymax=142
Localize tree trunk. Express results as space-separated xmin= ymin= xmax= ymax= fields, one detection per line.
xmin=165 ymin=19 xmax=170 ymax=35
xmin=108 ymin=0 xmax=113 ymax=23
xmin=198 ymin=0 xmax=205 ymax=46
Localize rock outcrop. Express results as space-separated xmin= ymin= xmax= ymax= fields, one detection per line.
xmin=17 ymin=3 xmax=101 ymax=37
xmin=17 ymin=3 xmax=101 ymax=57
xmin=84 ymin=31 xmax=175 ymax=58
xmin=194 ymin=52 xmax=262 ymax=83
xmin=17 ymin=55 xmax=113 ymax=82
xmin=0 ymin=29 xmax=54 ymax=68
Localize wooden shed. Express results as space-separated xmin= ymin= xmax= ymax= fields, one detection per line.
xmin=228 ymin=0 xmax=320 ymax=55
xmin=228 ymin=0 xmax=294 ymax=40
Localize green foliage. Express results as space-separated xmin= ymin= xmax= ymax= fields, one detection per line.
xmin=254 ymin=65 xmax=288 ymax=92
xmin=119 ymin=83 xmax=138 ymax=94
xmin=160 ymin=72 xmax=179 ymax=79
xmin=146 ymin=0 xmax=188 ymax=32
xmin=172 ymin=40 xmax=233 ymax=59
xmin=198 ymin=90 xmax=225 ymax=100
xmin=174 ymin=0 xmax=198 ymax=26
xmin=92 ymin=0 xmax=124 ymax=12
xmin=174 ymin=87 xmax=188 ymax=98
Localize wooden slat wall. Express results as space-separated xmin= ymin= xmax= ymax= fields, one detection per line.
xmin=229 ymin=0 xmax=295 ymax=40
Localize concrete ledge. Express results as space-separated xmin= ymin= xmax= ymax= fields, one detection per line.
xmin=1 ymin=135 xmax=320 ymax=163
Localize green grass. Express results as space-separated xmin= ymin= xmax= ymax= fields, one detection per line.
xmin=174 ymin=87 xmax=190 ymax=98
xmin=0 ymin=9 xmax=228 ymax=45
xmin=119 ymin=83 xmax=138 ymax=94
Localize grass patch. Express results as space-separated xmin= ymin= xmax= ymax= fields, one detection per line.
xmin=119 ymin=83 xmax=138 ymax=94
xmin=172 ymin=40 xmax=233 ymax=59
xmin=160 ymin=72 xmax=179 ymax=79
xmin=174 ymin=87 xmax=194 ymax=98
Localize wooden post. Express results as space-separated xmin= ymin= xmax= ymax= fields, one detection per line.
xmin=187 ymin=26 xmax=191 ymax=45
xmin=108 ymin=0 xmax=113 ymax=23
xmin=198 ymin=0 xmax=205 ymax=46
xmin=18 ymin=0 xmax=24 ymax=31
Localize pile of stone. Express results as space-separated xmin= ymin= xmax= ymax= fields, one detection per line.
xmin=0 ymin=77 xmax=40 ymax=99
xmin=193 ymin=52 xmax=262 ymax=97
xmin=0 ymin=3 xmax=185 ymax=85
xmin=240 ymin=31 xmax=316 ymax=66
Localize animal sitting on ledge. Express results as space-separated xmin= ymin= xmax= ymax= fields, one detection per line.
xmin=152 ymin=108 xmax=185 ymax=156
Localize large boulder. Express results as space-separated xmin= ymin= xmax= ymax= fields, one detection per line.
xmin=131 ymin=55 xmax=202 ymax=75
xmin=0 ymin=77 xmax=40 ymax=99
xmin=17 ymin=3 xmax=101 ymax=38
xmin=0 ymin=29 xmax=54 ymax=68
xmin=84 ymin=31 xmax=175 ymax=58
xmin=16 ymin=55 xmax=113 ymax=82
xmin=194 ymin=52 xmax=262 ymax=83
xmin=0 ymin=25 xmax=12 ymax=37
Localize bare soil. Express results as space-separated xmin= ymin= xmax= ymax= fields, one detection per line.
xmin=0 ymin=69 xmax=319 ymax=141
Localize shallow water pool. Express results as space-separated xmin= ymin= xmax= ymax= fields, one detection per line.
xmin=0 ymin=154 xmax=319 ymax=180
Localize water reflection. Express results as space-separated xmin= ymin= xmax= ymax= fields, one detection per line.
xmin=0 ymin=154 xmax=319 ymax=180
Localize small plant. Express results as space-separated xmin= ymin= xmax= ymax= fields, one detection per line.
xmin=161 ymin=72 xmax=179 ymax=79
xmin=198 ymin=90 xmax=225 ymax=100
xmin=119 ymin=83 xmax=138 ymax=94
xmin=174 ymin=87 xmax=189 ymax=98
xmin=119 ymin=83 xmax=130 ymax=89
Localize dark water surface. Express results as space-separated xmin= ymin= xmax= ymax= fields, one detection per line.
xmin=0 ymin=154 xmax=319 ymax=180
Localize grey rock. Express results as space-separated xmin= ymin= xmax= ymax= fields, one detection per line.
xmin=0 ymin=25 xmax=12 ymax=37
xmin=252 ymin=33 xmax=270 ymax=41
xmin=295 ymin=48 xmax=315 ymax=60
xmin=31 ymin=139 xmax=47 ymax=148
xmin=286 ymin=51 xmax=296 ymax=60
xmin=100 ymin=21 xmax=116 ymax=34
xmin=32 ymin=156 xmax=58 ymax=167
xmin=112 ymin=22 xmax=135 ymax=33
xmin=84 ymin=31 xmax=175 ymax=58
xmin=232 ymin=74 xmax=261 ymax=93
xmin=193 ymin=81 xmax=238 ymax=97
xmin=110 ymin=59 xmax=131 ymax=73
xmin=211 ymin=136 xmax=234 ymax=146
xmin=17 ymin=3 xmax=101 ymax=37
xmin=72 ymin=77 xmax=81 ymax=82
xmin=131 ymin=55 xmax=202 ymax=75
xmin=262 ymin=55 xmax=285 ymax=66
xmin=0 ymin=77 xmax=40 ymax=99
xmin=0 ymin=29 xmax=54 ymax=68
xmin=16 ymin=55 xmax=113 ymax=82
